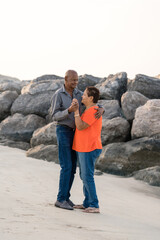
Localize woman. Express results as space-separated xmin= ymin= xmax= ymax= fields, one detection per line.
xmin=72 ymin=86 xmax=102 ymax=213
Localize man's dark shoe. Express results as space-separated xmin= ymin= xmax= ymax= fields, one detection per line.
xmin=67 ymin=199 xmax=75 ymax=207
xmin=55 ymin=200 xmax=74 ymax=210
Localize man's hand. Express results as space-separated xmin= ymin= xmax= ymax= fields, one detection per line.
xmin=94 ymin=107 xmax=104 ymax=119
xmin=68 ymin=99 xmax=79 ymax=113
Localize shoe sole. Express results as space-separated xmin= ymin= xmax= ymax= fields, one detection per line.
xmin=82 ymin=208 xmax=100 ymax=213
xmin=55 ymin=204 xmax=73 ymax=210
xmin=73 ymin=205 xmax=85 ymax=209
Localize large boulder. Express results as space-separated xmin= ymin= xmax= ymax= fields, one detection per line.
xmin=0 ymin=74 xmax=20 ymax=84
xmin=101 ymin=117 xmax=130 ymax=145
xmin=95 ymin=72 xmax=127 ymax=101
xmin=11 ymin=92 xmax=54 ymax=117
xmin=0 ymin=113 xmax=46 ymax=142
xmin=12 ymin=76 xmax=64 ymax=117
xmin=0 ymin=136 xmax=30 ymax=150
xmin=128 ymin=74 xmax=160 ymax=99
xmin=30 ymin=122 xmax=57 ymax=147
xmin=32 ymin=74 xmax=63 ymax=82
xmin=98 ymin=100 xmax=122 ymax=119
xmin=133 ymin=166 xmax=160 ymax=187
xmin=121 ymin=91 xmax=148 ymax=121
xmin=0 ymin=91 xmax=19 ymax=121
xmin=131 ymin=100 xmax=160 ymax=139
xmin=21 ymin=79 xmax=63 ymax=95
xmin=96 ymin=137 xmax=160 ymax=176
xmin=26 ymin=144 xmax=58 ymax=163
xmin=78 ymin=74 xmax=101 ymax=91
xmin=0 ymin=74 xmax=21 ymax=94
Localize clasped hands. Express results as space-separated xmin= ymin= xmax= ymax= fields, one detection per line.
xmin=68 ymin=98 xmax=79 ymax=113
xmin=68 ymin=98 xmax=104 ymax=119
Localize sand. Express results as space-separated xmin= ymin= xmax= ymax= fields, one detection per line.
xmin=0 ymin=145 xmax=160 ymax=240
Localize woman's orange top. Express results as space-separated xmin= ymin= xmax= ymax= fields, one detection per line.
xmin=72 ymin=106 xmax=102 ymax=152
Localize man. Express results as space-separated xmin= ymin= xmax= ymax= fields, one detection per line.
xmin=51 ymin=70 xmax=103 ymax=210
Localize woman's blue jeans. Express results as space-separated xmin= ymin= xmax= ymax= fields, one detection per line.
xmin=56 ymin=125 xmax=77 ymax=202
xmin=77 ymin=149 xmax=102 ymax=208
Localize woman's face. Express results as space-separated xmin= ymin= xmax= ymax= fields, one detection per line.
xmin=82 ymin=89 xmax=93 ymax=106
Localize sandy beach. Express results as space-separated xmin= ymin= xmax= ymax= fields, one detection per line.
xmin=0 ymin=145 xmax=160 ymax=240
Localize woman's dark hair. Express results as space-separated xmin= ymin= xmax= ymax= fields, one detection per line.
xmin=86 ymin=86 xmax=100 ymax=103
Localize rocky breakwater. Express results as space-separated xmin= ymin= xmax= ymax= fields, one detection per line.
xmin=0 ymin=72 xmax=160 ymax=186
xmin=0 ymin=74 xmax=62 ymax=150
xmin=96 ymin=74 xmax=160 ymax=186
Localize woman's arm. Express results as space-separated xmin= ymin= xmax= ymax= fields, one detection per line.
xmin=72 ymin=98 xmax=89 ymax=131
xmin=74 ymin=109 xmax=89 ymax=130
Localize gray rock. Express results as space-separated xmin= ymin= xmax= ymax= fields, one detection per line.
xmin=0 ymin=91 xmax=19 ymax=121
xmin=26 ymin=144 xmax=58 ymax=163
xmin=0 ymin=74 xmax=20 ymax=83
xmin=33 ymin=74 xmax=63 ymax=82
xmin=20 ymin=80 xmax=31 ymax=89
xmin=0 ymin=113 xmax=46 ymax=142
xmin=78 ymin=74 xmax=101 ymax=91
xmin=21 ymin=79 xmax=63 ymax=95
xmin=98 ymin=100 xmax=122 ymax=119
xmin=121 ymin=91 xmax=148 ymax=121
xmin=94 ymin=170 xmax=103 ymax=176
xmin=133 ymin=166 xmax=160 ymax=187
xmin=0 ymin=136 xmax=30 ymax=150
xmin=128 ymin=74 xmax=160 ymax=99
xmin=31 ymin=122 xmax=57 ymax=147
xmin=12 ymin=77 xmax=64 ymax=117
xmin=95 ymin=72 xmax=127 ymax=101
xmin=131 ymin=100 xmax=160 ymax=139
xmin=96 ymin=137 xmax=160 ymax=176
xmin=0 ymin=76 xmax=21 ymax=94
xmin=101 ymin=117 xmax=130 ymax=145
xmin=11 ymin=92 xmax=54 ymax=117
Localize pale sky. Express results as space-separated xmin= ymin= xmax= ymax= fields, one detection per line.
xmin=0 ymin=0 xmax=160 ymax=80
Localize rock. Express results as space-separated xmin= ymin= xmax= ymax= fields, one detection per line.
xmin=30 ymin=122 xmax=57 ymax=147
xmin=21 ymin=79 xmax=63 ymax=95
xmin=101 ymin=117 xmax=130 ymax=145
xmin=78 ymin=74 xmax=101 ymax=91
xmin=131 ymin=100 xmax=160 ymax=139
xmin=33 ymin=74 xmax=63 ymax=82
xmin=0 ymin=113 xmax=46 ymax=142
xmin=94 ymin=170 xmax=103 ymax=176
xmin=0 ymin=74 xmax=21 ymax=94
xmin=121 ymin=91 xmax=148 ymax=121
xmin=96 ymin=137 xmax=160 ymax=176
xmin=98 ymin=100 xmax=122 ymax=119
xmin=0 ymin=74 xmax=20 ymax=83
xmin=133 ymin=166 xmax=160 ymax=187
xmin=20 ymin=80 xmax=31 ymax=89
xmin=26 ymin=144 xmax=58 ymax=163
xmin=11 ymin=92 xmax=54 ymax=117
xmin=12 ymin=77 xmax=64 ymax=117
xmin=128 ymin=74 xmax=160 ymax=99
xmin=95 ymin=72 xmax=127 ymax=101
xmin=0 ymin=91 xmax=19 ymax=121
xmin=0 ymin=136 xmax=30 ymax=150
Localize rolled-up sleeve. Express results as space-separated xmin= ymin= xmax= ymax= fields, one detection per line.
xmin=51 ymin=93 xmax=69 ymax=121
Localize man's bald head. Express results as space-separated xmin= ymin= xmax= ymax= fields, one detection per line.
xmin=65 ymin=70 xmax=78 ymax=80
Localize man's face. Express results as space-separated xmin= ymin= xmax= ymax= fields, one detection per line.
xmin=65 ymin=72 xmax=78 ymax=89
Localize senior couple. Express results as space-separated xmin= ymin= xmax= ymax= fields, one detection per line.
xmin=51 ymin=70 xmax=103 ymax=213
